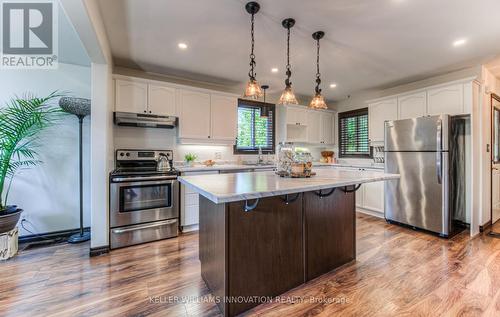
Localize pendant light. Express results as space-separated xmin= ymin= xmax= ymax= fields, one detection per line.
xmin=278 ymin=18 xmax=298 ymax=105
xmin=260 ymin=85 xmax=270 ymax=117
xmin=308 ymin=31 xmax=328 ymax=110
xmin=243 ymin=2 xmax=263 ymax=99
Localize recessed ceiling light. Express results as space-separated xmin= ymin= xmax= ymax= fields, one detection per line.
xmin=453 ymin=38 xmax=467 ymax=47
xmin=271 ymin=67 xmax=279 ymax=73
xmin=178 ymin=42 xmax=188 ymax=49
xmin=330 ymin=83 xmax=337 ymax=88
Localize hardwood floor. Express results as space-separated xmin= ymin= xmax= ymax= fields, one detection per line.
xmin=1 ymin=213 xmax=500 ymax=317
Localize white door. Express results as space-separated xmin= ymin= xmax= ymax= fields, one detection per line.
xmin=398 ymin=91 xmax=426 ymax=120
xmin=362 ymin=181 xmax=384 ymax=213
xmin=321 ymin=112 xmax=334 ymax=144
xmin=210 ymin=94 xmax=237 ymax=141
xmin=369 ymin=98 xmax=398 ymax=143
xmin=427 ymin=83 xmax=464 ymax=115
xmin=148 ymin=84 xmax=176 ymax=116
xmin=115 ymin=79 xmax=148 ymax=113
xmin=307 ymin=111 xmax=322 ymax=143
xmin=178 ymin=89 xmax=211 ymax=139
xmin=493 ymin=169 xmax=500 ymax=223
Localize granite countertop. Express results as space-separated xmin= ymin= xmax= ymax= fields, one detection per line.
xmin=178 ymin=168 xmax=399 ymax=204
xmin=176 ymin=164 xmax=275 ymax=173
xmin=313 ymin=162 xmax=385 ymax=170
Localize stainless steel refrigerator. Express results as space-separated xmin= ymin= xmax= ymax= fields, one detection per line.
xmin=384 ymin=115 xmax=467 ymax=237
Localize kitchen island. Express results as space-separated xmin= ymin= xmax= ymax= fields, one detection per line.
xmin=178 ymin=169 xmax=399 ymax=316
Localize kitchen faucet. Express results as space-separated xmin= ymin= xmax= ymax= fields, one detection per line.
xmin=258 ymin=146 xmax=263 ymax=165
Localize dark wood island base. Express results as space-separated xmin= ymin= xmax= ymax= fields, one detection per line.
xmin=199 ymin=186 xmax=357 ymax=316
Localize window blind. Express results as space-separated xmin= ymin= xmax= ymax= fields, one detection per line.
xmin=338 ymin=108 xmax=370 ymax=157
xmin=234 ymin=99 xmax=275 ymax=154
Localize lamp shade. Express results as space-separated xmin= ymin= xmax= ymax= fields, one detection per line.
xmin=59 ymin=97 xmax=91 ymax=117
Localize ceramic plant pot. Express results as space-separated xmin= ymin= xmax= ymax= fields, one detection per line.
xmin=0 ymin=206 xmax=22 ymax=234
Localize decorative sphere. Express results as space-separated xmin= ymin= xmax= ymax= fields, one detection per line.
xmin=59 ymin=97 xmax=91 ymax=116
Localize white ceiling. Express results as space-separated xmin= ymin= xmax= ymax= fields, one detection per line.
xmin=97 ymin=0 xmax=500 ymax=102
xmin=59 ymin=3 xmax=90 ymax=66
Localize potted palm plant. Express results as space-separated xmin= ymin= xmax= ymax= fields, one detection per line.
xmin=0 ymin=92 xmax=61 ymax=234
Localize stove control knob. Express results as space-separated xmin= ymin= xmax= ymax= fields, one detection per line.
xmin=119 ymin=152 xmax=124 ymax=157
xmin=126 ymin=152 xmax=130 ymax=157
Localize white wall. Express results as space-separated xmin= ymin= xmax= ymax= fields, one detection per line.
xmin=89 ymin=63 xmax=113 ymax=248
xmin=0 ymin=63 xmax=91 ymax=236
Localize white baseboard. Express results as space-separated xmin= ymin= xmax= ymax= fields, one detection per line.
xmin=181 ymin=224 xmax=199 ymax=233
xmin=357 ymin=208 xmax=384 ymax=219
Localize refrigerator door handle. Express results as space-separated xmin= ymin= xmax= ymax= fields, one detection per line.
xmin=436 ymin=119 xmax=442 ymax=184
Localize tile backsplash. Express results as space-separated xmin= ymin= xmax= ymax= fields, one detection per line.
xmin=113 ymin=126 xmax=337 ymax=164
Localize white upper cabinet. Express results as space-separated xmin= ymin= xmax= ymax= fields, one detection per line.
xmin=115 ymin=79 xmax=148 ymax=113
xmin=278 ymin=105 xmax=335 ymax=145
xmin=398 ymin=91 xmax=426 ymax=120
xmin=307 ymin=111 xmax=322 ymax=143
xmin=286 ymin=106 xmax=308 ymax=126
xmin=321 ymin=112 xmax=334 ymax=144
xmin=178 ymin=89 xmax=211 ymax=140
xmin=427 ymin=83 xmax=464 ymax=115
xmin=148 ymin=84 xmax=176 ymax=116
xmin=369 ymin=98 xmax=398 ymax=143
xmin=210 ymin=94 xmax=237 ymax=141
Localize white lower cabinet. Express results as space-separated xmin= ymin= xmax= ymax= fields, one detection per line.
xmin=362 ymin=181 xmax=384 ymax=213
xmin=180 ymin=171 xmax=218 ymax=229
xmin=355 ymin=180 xmax=384 ymax=216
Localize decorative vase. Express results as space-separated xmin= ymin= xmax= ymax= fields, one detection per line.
xmin=0 ymin=207 xmax=23 ymax=234
xmin=0 ymin=227 xmax=18 ymax=260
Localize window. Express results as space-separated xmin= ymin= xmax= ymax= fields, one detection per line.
xmin=338 ymin=108 xmax=370 ymax=158
xmin=234 ymin=99 xmax=275 ymax=154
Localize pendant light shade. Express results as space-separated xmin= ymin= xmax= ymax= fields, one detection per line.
xmin=309 ymin=93 xmax=327 ymax=110
xmin=308 ymin=31 xmax=328 ymax=110
xmin=243 ymin=2 xmax=263 ymax=99
xmin=278 ymin=18 xmax=298 ymax=105
xmin=244 ymin=79 xmax=263 ymax=98
xmin=278 ymin=86 xmax=298 ymax=105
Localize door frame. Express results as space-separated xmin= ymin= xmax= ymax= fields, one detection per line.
xmin=489 ymin=93 xmax=500 ymax=236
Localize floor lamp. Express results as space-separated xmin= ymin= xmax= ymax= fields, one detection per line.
xmin=59 ymin=97 xmax=91 ymax=243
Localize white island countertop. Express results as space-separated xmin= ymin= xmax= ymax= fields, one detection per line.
xmin=178 ymin=168 xmax=399 ymax=204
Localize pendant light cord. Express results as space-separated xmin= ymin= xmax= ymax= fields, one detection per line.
xmin=249 ymin=12 xmax=256 ymax=81
xmin=285 ymin=26 xmax=292 ymax=87
xmin=315 ymin=38 xmax=321 ymax=94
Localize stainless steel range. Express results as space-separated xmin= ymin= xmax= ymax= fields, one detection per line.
xmin=109 ymin=149 xmax=179 ymax=249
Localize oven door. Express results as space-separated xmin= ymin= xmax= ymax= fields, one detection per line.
xmin=110 ymin=178 xmax=179 ymax=228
